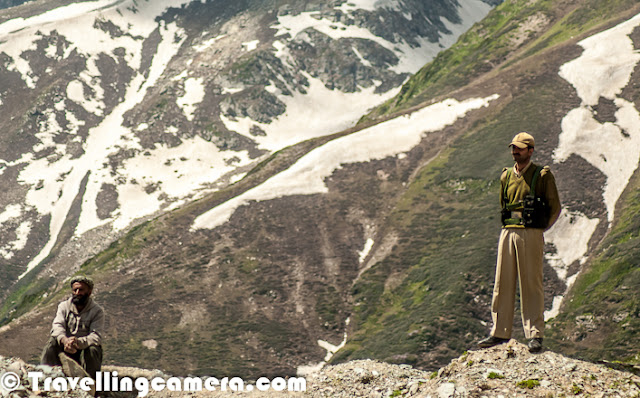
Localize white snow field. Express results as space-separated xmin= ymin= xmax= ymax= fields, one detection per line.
xmin=192 ymin=95 xmax=500 ymax=231
xmin=545 ymin=11 xmax=640 ymax=320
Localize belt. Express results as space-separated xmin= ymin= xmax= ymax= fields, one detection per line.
xmin=505 ymin=211 xmax=523 ymax=225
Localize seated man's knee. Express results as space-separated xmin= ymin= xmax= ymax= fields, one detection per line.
xmin=86 ymin=345 xmax=102 ymax=358
xmin=83 ymin=345 xmax=103 ymax=372
xmin=41 ymin=336 xmax=63 ymax=366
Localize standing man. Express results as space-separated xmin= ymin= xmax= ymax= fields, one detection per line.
xmin=41 ymin=276 xmax=104 ymax=377
xmin=478 ymin=132 xmax=561 ymax=353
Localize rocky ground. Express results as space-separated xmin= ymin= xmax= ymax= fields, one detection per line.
xmin=1 ymin=340 xmax=638 ymax=397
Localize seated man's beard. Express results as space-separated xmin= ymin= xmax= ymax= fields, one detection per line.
xmin=72 ymin=294 xmax=89 ymax=306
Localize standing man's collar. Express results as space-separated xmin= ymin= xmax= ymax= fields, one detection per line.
xmin=513 ymin=161 xmax=532 ymax=177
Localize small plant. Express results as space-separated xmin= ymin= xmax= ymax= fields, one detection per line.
xmin=488 ymin=372 xmax=505 ymax=379
xmin=389 ymin=390 xmax=402 ymax=397
xmin=516 ymin=379 xmax=540 ymax=389
xmin=360 ymin=374 xmax=375 ymax=384
xmin=430 ymin=371 xmax=438 ymax=379
xmin=571 ymin=383 xmax=583 ymax=395
xmin=467 ymin=360 xmax=474 ymax=367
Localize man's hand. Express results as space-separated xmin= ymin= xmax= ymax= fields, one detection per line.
xmin=61 ymin=336 xmax=79 ymax=354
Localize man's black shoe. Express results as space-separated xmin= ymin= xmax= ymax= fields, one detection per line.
xmin=528 ymin=338 xmax=543 ymax=353
xmin=477 ymin=336 xmax=509 ymax=348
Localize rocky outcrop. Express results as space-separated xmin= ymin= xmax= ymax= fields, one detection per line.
xmin=1 ymin=342 xmax=638 ymax=397
xmin=306 ymin=341 xmax=640 ymax=397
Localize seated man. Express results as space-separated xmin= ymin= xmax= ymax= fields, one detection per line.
xmin=41 ymin=276 xmax=105 ymax=377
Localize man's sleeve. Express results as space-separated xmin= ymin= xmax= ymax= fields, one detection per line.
xmin=76 ymin=306 xmax=105 ymax=349
xmin=51 ymin=302 xmax=68 ymax=344
xmin=499 ymin=168 xmax=509 ymax=207
xmin=542 ymin=167 xmax=561 ymax=229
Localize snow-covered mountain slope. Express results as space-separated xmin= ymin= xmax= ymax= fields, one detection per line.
xmin=0 ymin=0 xmax=497 ymax=292
xmin=544 ymin=11 xmax=640 ymax=319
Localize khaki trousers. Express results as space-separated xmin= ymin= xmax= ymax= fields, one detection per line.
xmin=490 ymin=228 xmax=544 ymax=339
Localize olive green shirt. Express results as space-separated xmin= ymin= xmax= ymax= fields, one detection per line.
xmin=500 ymin=162 xmax=561 ymax=230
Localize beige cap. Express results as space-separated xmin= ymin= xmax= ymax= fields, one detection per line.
xmin=509 ymin=132 xmax=535 ymax=148
xmin=70 ymin=275 xmax=94 ymax=290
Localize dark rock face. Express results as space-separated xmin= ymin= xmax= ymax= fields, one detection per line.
xmin=0 ymin=0 xmax=29 ymax=10
xmin=287 ymin=30 xmax=408 ymax=93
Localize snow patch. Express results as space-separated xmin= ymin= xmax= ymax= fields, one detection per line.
xmin=358 ymin=238 xmax=374 ymax=264
xmin=352 ymin=46 xmax=372 ymax=67
xmin=194 ymin=94 xmax=499 ymax=231
xmin=297 ymin=318 xmax=350 ymax=376
xmin=31 ymin=109 xmax=63 ymax=153
xmin=544 ymin=295 xmax=564 ymax=321
xmin=177 ymin=77 xmax=206 ymax=121
xmin=555 ymin=12 xmax=640 ymax=222
xmin=12 ymin=222 xmax=32 ymax=252
xmin=0 ymin=214 xmax=32 ymax=260
xmin=221 ymin=73 xmax=400 ymax=152
xmin=172 ymin=70 xmax=188 ymax=81
xmin=555 ymin=102 xmax=640 ymax=222
xmin=0 ymin=0 xmax=193 ymax=91
xmin=544 ymin=211 xmax=600 ymax=281
xmin=229 ymin=173 xmax=247 ymax=185
xmin=112 ymin=135 xmax=252 ymax=230
xmin=0 ymin=205 xmax=23 ymax=225
xmin=75 ymin=21 xmax=189 ymax=237
xmin=194 ymin=34 xmax=226 ymax=52
xmin=545 ymin=273 xmax=579 ymax=321
xmin=242 ymin=39 xmax=260 ymax=51
xmin=65 ymin=109 xmax=86 ymax=136
xmin=66 ymin=80 xmax=103 ymax=116
xmin=559 ymin=13 xmax=640 ymax=106
xmin=221 ymin=87 xmax=244 ymax=95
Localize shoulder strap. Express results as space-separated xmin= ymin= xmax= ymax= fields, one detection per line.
xmin=529 ymin=165 xmax=543 ymax=197
xmin=502 ymin=168 xmax=512 ymax=206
